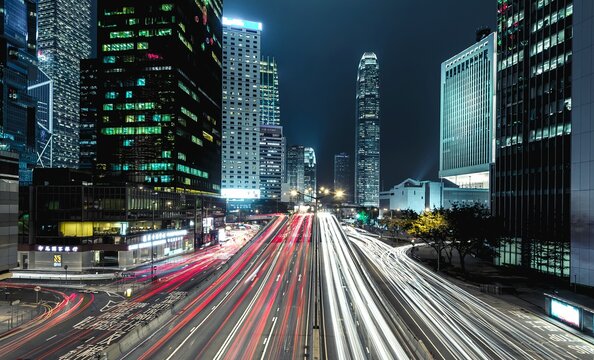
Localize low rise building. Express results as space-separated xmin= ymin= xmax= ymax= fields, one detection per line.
xmin=18 ymin=169 xmax=224 ymax=270
xmin=380 ymin=178 xmax=488 ymax=213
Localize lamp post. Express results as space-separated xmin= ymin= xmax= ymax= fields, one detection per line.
xmin=151 ymin=191 xmax=157 ymax=278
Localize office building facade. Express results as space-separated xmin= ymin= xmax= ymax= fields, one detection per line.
xmin=79 ymin=59 xmax=99 ymax=171
xmin=95 ymin=0 xmax=223 ymax=195
xmin=17 ymin=169 xmax=225 ymax=270
xmin=494 ymin=0 xmax=573 ymax=277
xmin=570 ymin=0 xmax=594 ymax=287
xmin=221 ymin=18 xmax=262 ymax=201
xmin=0 ymin=0 xmax=38 ymax=184
xmin=287 ymin=145 xmax=305 ymax=201
xmin=0 ymin=151 xmax=18 ymax=272
xmin=440 ymin=32 xmax=496 ymax=189
xmin=304 ymin=147 xmax=317 ymax=202
xmin=260 ymin=56 xmax=280 ymax=126
xmin=259 ymin=125 xmax=283 ymax=199
xmin=355 ymin=52 xmax=380 ymax=207
xmin=28 ymin=68 xmax=54 ymax=169
xmin=334 ymin=152 xmax=353 ymax=202
xmin=37 ymin=0 xmax=92 ymax=168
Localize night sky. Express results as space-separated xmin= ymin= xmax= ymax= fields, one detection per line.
xmin=224 ymin=0 xmax=495 ymax=189
xmin=91 ymin=1 xmax=495 ymax=190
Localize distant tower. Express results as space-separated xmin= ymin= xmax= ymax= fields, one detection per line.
xmin=355 ymin=52 xmax=380 ymax=207
xmin=260 ymin=57 xmax=280 ymax=126
xmin=304 ymin=147 xmax=316 ymax=202
xmin=334 ymin=153 xmax=352 ymax=203
xmin=37 ymin=0 xmax=92 ymax=168
xmin=287 ymin=145 xmax=305 ymax=201
xmin=259 ymin=56 xmax=284 ymax=200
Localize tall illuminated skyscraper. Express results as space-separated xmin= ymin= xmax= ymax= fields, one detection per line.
xmin=259 ymin=56 xmax=284 ymax=200
xmin=440 ymin=31 xmax=496 ymax=190
xmin=95 ymin=0 xmax=223 ymax=194
xmin=37 ymin=0 xmax=91 ymax=168
xmin=221 ymin=17 xmax=262 ymax=203
xmin=355 ymin=52 xmax=380 ymax=207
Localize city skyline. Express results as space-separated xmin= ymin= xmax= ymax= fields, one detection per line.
xmin=223 ymin=0 xmax=495 ymax=189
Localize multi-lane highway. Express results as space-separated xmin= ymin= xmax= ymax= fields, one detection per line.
xmin=124 ymin=213 xmax=314 ymax=360
xmin=4 ymin=212 xmax=594 ymax=360
xmin=0 ymin=224 xmax=265 ymax=360
xmin=318 ymin=213 xmax=413 ymax=359
xmin=346 ymin=224 xmax=594 ymax=360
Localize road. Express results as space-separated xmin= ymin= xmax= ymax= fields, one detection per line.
xmin=0 ymin=224 xmax=267 ymax=360
xmin=124 ymin=213 xmax=314 ymax=360
xmin=318 ymin=213 xmax=412 ymax=359
xmin=346 ymin=225 xmax=594 ymax=360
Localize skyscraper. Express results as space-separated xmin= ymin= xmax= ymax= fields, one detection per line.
xmin=304 ymin=147 xmax=317 ymax=202
xmin=440 ymin=32 xmax=496 ymax=190
xmin=221 ymin=17 xmax=262 ymax=202
xmin=259 ymin=125 xmax=283 ymax=199
xmin=287 ymin=145 xmax=305 ymax=201
xmin=494 ymin=0 xmax=573 ymax=277
xmin=0 ymin=0 xmax=38 ymax=184
xmin=260 ymin=56 xmax=280 ymax=126
xmin=37 ymin=0 xmax=91 ymax=168
xmin=95 ymin=0 xmax=223 ymax=195
xmin=334 ymin=152 xmax=353 ymax=202
xmin=355 ymin=52 xmax=380 ymax=207
xmin=259 ymin=56 xmax=284 ymax=200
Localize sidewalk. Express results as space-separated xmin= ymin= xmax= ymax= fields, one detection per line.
xmin=412 ymin=245 xmax=594 ymax=343
xmin=0 ymin=301 xmax=42 ymax=335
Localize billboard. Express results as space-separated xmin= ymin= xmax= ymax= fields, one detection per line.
xmin=550 ymin=298 xmax=581 ymax=328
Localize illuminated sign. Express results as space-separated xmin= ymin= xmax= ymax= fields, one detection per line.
xmin=222 ymin=17 xmax=262 ymax=31
xmin=550 ymin=298 xmax=580 ymax=327
xmin=37 ymin=245 xmax=79 ymax=252
xmin=221 ymin=188 xmax=261 ymax=199
xmin=53 ymin=254 xmax=62 ymax=267
xmin=129 ymin=229 xmax=188 ymax=251
xmin=218 ymin=228 xmax=227 ymax=242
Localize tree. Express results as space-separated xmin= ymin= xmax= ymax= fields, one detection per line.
xmin=409 ymin=209 xmax=449 ymax=268
xmin=380 ymin=209 xmax=418 ymax=238
xmin=446 ymin=203 xmax=503 ymax=272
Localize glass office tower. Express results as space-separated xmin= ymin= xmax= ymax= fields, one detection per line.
xmin=355 ymin=52 xmax=380 ymax=207
xmin=37 ymin=0 xmax=91 ymax=168
xmin=0 ymin=0 xmax=38 ymax=184
xmin=260 ymin=56 xmax=280 ymax=126
xmin=494 ymin=0 xmax=573 ymax=277
xmin=440 ymin=32 xmax=496 ymax=190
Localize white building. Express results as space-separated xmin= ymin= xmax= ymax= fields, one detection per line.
xmin=380 ymin=178 xmax=488 ymax=213
xmin=439 ymin=31 xmax=496 ymax=189
xmin=221 ymin=17 xmax=262 ymax=202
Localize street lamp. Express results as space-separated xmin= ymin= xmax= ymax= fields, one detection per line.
xmin=151 ymin=191 xmax=158 ymax=278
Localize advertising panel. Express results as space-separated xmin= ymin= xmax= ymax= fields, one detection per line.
xmin=551 ymin=298 xmax=581 ymax=328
